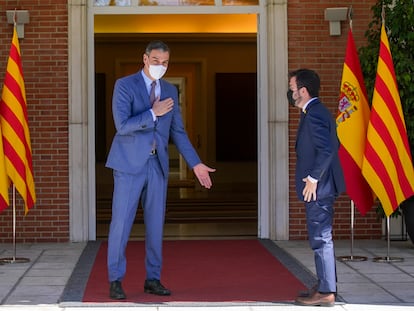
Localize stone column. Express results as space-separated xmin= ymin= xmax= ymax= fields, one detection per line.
xmin=68 ymin=0 xmax=91 ymax=241
xmin=266 ymin=0 xmax=289 ymax=240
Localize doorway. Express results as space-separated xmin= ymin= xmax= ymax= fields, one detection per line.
xmin=94 ymin=31 xmax=258 ymax=239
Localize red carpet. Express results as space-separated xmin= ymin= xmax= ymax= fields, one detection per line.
xmin=83 ymin=239 xmax=306 ymax=303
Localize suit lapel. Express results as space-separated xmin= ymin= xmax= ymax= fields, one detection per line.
xmin=295 ymin=111 xmax=306 ymax=149
xmin=159 ymin=79 xmax=170 ymax=99
xmin=295 ymin=99 xmax=318 ymax=148
xmin=134 ymin=71 xmax=152 ymax=108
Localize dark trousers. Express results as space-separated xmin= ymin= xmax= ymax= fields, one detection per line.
xmin=305 ymin=196 xmax=337 ymax=293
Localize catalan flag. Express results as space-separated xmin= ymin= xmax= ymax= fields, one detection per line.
xmin=336 ymin=29 xmax=374 ymax=216
xmin=0 ymin=26 xmax=36 ymax=214
xmin=362 ymin=23 xmax=414 ymax=217
xmin=0 ymin=123 xmax=9 ymax=212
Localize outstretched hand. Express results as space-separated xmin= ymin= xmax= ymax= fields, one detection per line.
xmin=193 ymin=163 xmax=216 ymax=189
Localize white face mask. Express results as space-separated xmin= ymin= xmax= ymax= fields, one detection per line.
xmin=149 ymin=64 xmax=167 ymax=80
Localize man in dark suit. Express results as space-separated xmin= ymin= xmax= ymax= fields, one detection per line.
xmin=105 ymin=40 xmax=215 ymax=300
xmin=287 ymin=69 xmax=345 ymax=307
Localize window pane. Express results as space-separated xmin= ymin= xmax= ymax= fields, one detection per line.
xmin=223 ymin=0 xmax=258 ymax=5
xmin=139 ymin=0 xmax=214 ymax=5
xmin=95 ymin=0 xmax=133 ymax=5
xmin=94 ymin=0 xmax=258 ymax=6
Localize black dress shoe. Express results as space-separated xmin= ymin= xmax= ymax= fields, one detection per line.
xmin=144 ymin=279 xmax=171 ymax=296
xmin=109 ymin=280 xmax=126 ymax=300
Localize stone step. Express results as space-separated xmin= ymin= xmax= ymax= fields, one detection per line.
xmin=97 ymin=198 xmax=257 ymax=223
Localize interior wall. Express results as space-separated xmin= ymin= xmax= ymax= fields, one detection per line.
xmin=94 ymin=34 xmax=258 ymax=188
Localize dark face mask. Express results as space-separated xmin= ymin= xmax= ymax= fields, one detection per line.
xmin=286 ymin=89 xmax=296 ymax=106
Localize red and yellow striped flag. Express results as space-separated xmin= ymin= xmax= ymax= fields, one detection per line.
xmin=0 ymin=26 xmax=36 ymax=214
xmin=362 ymin=23 xmax=414 ymax=217
xmin=336 ymin=29 xmax=374 ymax=216
xmin=0 ymin=123 xmax=10 ymax=212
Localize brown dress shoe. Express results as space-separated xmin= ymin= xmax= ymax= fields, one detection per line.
xmin=297 ymin=284 xmax=318 ymax=297
xmin=295 ymin=291 xmax=335 ymax=307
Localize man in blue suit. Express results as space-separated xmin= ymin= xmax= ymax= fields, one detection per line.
xmin=287 ymin=69 xmax=345 ymax=307
xmin=105 ymin=40 xmax=216 ymax=299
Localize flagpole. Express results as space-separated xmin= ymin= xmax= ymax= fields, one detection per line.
xmin=0 ymin=13 xmax=36 ymax=264
xmin=373 ymin=216 xmax=404 ymax=263
xmin=337 ymin=200 xmax=367 ymax=262
xmin=336 ymin=6 xmax=374 ymax=262
xmin=0 ymin=185 xmax=30 ymax=264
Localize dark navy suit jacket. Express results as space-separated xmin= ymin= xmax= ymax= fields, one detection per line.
xmin=295 ymin=98 xmax=345 ymax=201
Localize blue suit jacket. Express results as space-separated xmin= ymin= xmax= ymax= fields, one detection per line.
xmin=106 ymin=71 xmax=201 ymax=177
xmin=295 ymin=98 xmax=345 ymax=201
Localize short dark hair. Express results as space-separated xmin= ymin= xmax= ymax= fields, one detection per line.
xmin=288 ymin=68 xmax=320 ymax=98
xmin=145 ymin=40 xmax=170 ymax=55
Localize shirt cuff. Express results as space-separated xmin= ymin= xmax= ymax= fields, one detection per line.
xmin=307 ymin=175 xmax=318 ymax=183
xmin=150 ymin=109 xmax=157 ymax=122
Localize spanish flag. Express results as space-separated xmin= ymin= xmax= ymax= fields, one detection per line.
xmin=336 ymin=29 xmax=374 ymax=216
xmin=362 ymin=23 xmax=414 ymax=217
xmin=0 ymin=26 xmax=36 ymax=214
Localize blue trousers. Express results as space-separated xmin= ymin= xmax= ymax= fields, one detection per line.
xmin=305 ymin=196 xmax=337 ymax=293
xmin=107 ymin=156 xmax=167 ymax=282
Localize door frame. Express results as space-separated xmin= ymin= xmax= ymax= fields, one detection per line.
xmin=68 ymin=0 xmax=289 ymax=241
